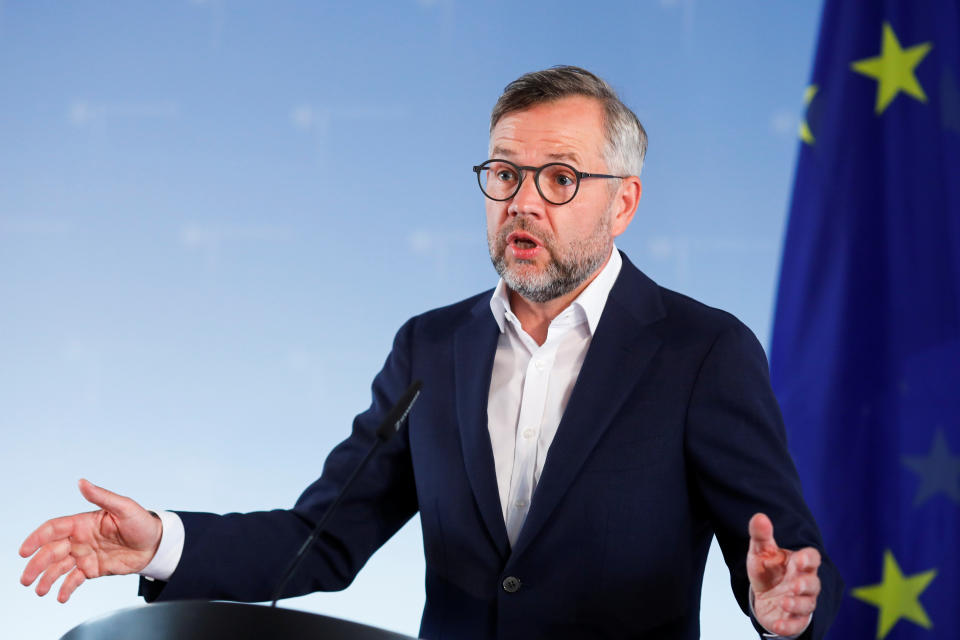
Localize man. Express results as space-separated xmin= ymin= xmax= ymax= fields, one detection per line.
xmin=20 ymin=66 xmax=842 ymax=639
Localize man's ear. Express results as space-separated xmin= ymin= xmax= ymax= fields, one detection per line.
xmin=611 ymin=177 xmax=641 ymax=237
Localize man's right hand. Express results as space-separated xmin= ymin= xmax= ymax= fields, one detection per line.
xmin=19 ymin=479 xmax=162 ymax=603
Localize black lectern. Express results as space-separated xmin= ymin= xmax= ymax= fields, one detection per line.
xmin=59 ymin=601 xmax=418 ymax=640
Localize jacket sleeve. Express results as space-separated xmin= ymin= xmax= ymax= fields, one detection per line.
xmin=683 ymin=319 xmax=843 ymax=640
xmin=140 ymin=318 xmax=421 ymax=603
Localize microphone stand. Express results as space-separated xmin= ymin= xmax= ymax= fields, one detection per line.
xmin=270 ymin=380 xmax=423 ymax=607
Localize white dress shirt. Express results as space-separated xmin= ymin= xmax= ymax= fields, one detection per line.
xmin=487 ymin=247 xmax=622 ymax=546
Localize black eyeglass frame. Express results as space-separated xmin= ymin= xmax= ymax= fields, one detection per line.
xmin=472 ymin=159 xmax=627 ymax=205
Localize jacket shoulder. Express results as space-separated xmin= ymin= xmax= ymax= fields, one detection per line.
xmin=651 ymin=286 xmax=767 ymax=364
xmin=658 ymin=286 xmax=745 ymax=334
xmin=404 ymin=289 xmax=493 ymax=339
xmin=614 ymin=253 xmax=754 ymax=346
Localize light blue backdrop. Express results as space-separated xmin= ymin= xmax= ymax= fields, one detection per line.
xmin=1 ymin=1 xmax=822 ymax=637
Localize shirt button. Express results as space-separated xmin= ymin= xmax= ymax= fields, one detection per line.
xmin=502 ymin=576 xmax=521 ymax=593
xmin=522 ymin=428 xmax=535 ymax=440
xmin=534 ymin=360 xmax=546 ymax=371
xmin=514 ymin=499 xmax=527 ymax=509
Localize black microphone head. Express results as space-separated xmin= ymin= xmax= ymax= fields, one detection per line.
xmin=375 ymin=380 xmax=423 ymax=441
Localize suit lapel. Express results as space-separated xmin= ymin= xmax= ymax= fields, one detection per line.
xmin=453 ymin=299 xmax=511 ymax=558
xmin=510 ymin=256 xmax=667 ymax=559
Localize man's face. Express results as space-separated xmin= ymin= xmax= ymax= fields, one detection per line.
xmin=485 ymin=96 xmax=626 ymax=303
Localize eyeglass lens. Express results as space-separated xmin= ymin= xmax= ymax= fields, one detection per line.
xmin=477 ymin=160 xmax=579 ymax=205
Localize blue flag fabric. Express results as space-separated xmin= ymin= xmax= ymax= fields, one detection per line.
xmin=770 ymin=1 xmax=960 ymax=638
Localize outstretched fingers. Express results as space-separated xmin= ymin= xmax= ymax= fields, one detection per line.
xmin=781 ymin=552 xmax=822 ymax=616
xmin=21 ymin=528 xmax=97 ymax=602
xmin=759 ymin=549 xmax=822 ymax=636
xmin=20 ymin=480 xmax=159 ymax=602
xmin=748 ymin=515 xmax=822 ymax=636
xmin=20 ymin=533 xmax=74 ymax=586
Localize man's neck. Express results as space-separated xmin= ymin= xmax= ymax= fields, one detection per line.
xmin=508 ymin=252 xmax=612 ymax=346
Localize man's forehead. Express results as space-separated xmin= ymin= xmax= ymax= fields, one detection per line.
xmin=488 ymin=98 xmax=606 ymax=165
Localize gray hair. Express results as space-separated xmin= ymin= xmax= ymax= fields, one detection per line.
xmin=489 ymin=66 xmax=647 ymax=177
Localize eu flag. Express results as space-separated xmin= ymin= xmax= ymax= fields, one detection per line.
xmin=770 ymin=1 xmax=960 ymax=638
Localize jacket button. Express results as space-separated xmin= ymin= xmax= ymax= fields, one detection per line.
xmin=502 ymin=576 xmax=521 ymax=593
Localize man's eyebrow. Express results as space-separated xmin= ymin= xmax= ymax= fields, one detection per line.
xmin=491 ymin=146 xmax=515 ymax=158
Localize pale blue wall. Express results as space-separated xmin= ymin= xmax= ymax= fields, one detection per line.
xmin=1 ymin=2 xmax=822 ymax=637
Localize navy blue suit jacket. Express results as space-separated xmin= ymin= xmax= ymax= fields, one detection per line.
xmin=141 ymin=253 xmax=842 ymax=639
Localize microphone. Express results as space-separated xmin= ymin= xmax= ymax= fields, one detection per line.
xmin=270 ymin=380 xmax=423 ymax=607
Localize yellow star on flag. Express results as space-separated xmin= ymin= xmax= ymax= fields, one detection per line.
xmin=851 ymin=22 xmax=932 ymax=114
xmin=799 ymin=84 xmax=818 ymax=145
xmin=851 ymin=549 xmax=937 ymax=639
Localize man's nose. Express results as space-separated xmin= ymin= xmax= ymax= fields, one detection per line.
xmin=508 ymin=172 xmax=546 ymax=217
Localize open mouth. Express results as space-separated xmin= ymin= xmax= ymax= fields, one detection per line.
xmin=507 ymin=231 xmax=541 ymax=250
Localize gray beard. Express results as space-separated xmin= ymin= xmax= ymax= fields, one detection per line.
xmin=488 ymin=215 xmax=612 ymax=304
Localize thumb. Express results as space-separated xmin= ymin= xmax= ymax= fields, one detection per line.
xmin=78 ymin=479 xmax=137 ymax=519
xmin=748 ymin=512 xmax=780 ymax=557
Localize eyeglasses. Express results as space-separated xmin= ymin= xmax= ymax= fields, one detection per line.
xmin=472 ymin=159 xmax=626 ymax=206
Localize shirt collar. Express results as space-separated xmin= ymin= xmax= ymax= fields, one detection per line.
xmin=489 ymin=245 xmax=622 ymax=336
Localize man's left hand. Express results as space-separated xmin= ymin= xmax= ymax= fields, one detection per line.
xmin=747 ymin=512 xmax=821 ymax=637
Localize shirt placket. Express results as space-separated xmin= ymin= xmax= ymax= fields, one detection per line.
xmin=503 ymin=323 xmax=566 ymax=548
